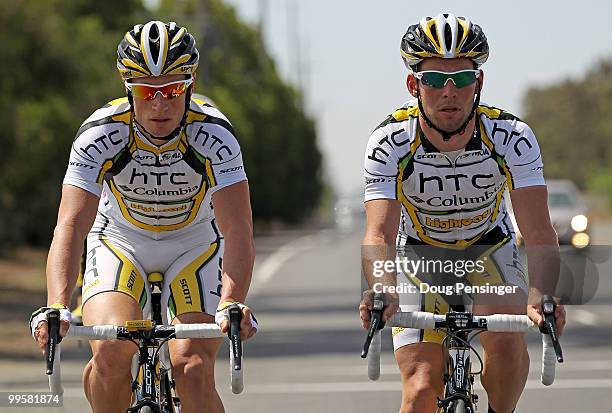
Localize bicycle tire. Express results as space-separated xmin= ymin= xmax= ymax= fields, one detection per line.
xmin=452 ymin=399 xmax=466 ymax=413
xmin=162 ymin=373 xmax=176 ymax=413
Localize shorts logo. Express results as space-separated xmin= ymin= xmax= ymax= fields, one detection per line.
xmin=126 ymin=270 xmax=137 ymax=291
xmin=180 ymin=279 xmax=193 ymax=305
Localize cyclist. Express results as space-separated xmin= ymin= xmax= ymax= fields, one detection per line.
xmin=360 ymin=13 xmax=566 ymax=413
xmin=30 ymin=21 xmax=257 ymax=413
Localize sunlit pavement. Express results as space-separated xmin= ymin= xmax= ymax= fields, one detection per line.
xmin=1 ymin=223 xmax=611 ymax=412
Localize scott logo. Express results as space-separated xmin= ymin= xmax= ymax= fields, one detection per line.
xmin=126 ymin=270 xmax=137 ymax=291
xmin=180 ymin=279 xmax=193 ymax=305
xmin=219 ymin=166 xmax=243 ymax=174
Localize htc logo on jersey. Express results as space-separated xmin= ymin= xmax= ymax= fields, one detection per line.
xmin=180 ymin=279 xmax=193 ymax=305
xmin=418 ymin=172 xmax=495 ymax=192
xmin=129 ymin=169 xmax=188 ymax=185
xmin=79 ymin=129 xmax=123 ymax=160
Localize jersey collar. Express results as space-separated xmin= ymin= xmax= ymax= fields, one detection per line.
xmin=418 ymin=119 xmax=483 ymax=153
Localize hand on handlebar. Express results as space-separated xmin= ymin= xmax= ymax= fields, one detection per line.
xmin=215 ymin=301 xmax=258 ymax=340
xmin=359 ymin=289 xmax=399 ymax=329
xmin=29 ymin=306 xmax=71 ymax=356
xmin=527 ymin=295 xmax=566 ymax=337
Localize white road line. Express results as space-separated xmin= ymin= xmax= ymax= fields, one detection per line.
xmin=251 ymin=234 xmax=317 ymax=291
xmin=29 ymin=377 xmax=612 ymax=398
xmin=244 ymin=378 xmax=612 ymax=394
xmin=571 ymin=309 xmax=599 ymax=326
xmin=336 ymin=360 xmax=612 ymax=376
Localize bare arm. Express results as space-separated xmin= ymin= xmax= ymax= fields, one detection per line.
xmin=47 ymin=185 xmax=99 ymax=306
xmin=212 ymin=181 xmax=256 ymax=337
xmin=34 ymin=185 xmax=98 ymax=354
xmin=510 ymin=185 xmax=565 ymax=333
xmin=360 ymin=199 xmax=401 ymax=325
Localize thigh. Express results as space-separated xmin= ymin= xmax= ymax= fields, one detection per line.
xmin=82 ymin=235 xmax=151 ymax=317
xmin=168 ymin=311 xmax=223 ymax=369
xmin=162 ymin=239 xmax=224 ymax=322
xmin=82 ymin=291 xmax=143 ymax=357
xmin=469 ymin=237 xmax=528 ymax=309
xmin=395 ymin=342 xmax=445 ymax=383
xmin=394 ymin=244 xmax=454 ymax=349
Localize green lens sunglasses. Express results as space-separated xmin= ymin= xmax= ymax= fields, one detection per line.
xmin=413 ymin=70 xmax=480 ymax=88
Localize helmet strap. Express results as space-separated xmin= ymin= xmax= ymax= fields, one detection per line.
xmin=416 ymin=79 xmax=481 ymax=142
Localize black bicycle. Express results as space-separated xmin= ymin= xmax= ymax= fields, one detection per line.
xmin=362 ymin=294 xmax=563 ymax=413
xmin=45 ymin=272 xmax=245 ymax=413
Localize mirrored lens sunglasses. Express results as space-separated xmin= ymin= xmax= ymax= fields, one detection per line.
xmin=125 ymin=78 xmax=194 ymax=100
xmin=414 ymin=70 xmax=480 ymax=88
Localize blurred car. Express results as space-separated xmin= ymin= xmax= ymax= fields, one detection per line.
xmin=507 ymin=179 xmax=591 ymax=248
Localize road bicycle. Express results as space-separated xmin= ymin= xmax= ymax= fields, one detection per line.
xmin=44 ymin=272 xmax=245 ymax=413
xmin=362 ymin=294 xmax=563 ymax=413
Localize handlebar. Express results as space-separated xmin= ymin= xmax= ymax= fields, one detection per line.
xmin=228 ymin=304 xmax=244 ymax=394
xmin=361 ymin=293 xmax=386 ymax=359
xmin=45 ymin=309 xmax=61 ymax=375
xmin=363 ymin=296 xmax=563 ymax=386
xmin=45 ymin=320 xmax=244 ymax=395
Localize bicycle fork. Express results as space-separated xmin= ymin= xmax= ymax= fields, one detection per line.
xmin=438 ymin=332 xmax=476 ymax=412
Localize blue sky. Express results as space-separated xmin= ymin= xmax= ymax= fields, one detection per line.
xmin=216 ymin=1 xmax=612 ymax=196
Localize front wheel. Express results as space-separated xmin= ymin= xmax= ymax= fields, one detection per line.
xmin=451 ymin=399 xmax=465 ymax=413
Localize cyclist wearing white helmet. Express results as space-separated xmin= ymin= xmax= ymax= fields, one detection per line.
xmin=30 ymin=21 xmax=257 ymax=413
xmin=360 ymin=13 xmax=565 ymax=413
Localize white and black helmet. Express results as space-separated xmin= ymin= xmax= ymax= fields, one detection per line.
xmin=117 ymin=21 xmax=199 ymax=80
xmin=400 ymin=13 xmax=489 ymax=71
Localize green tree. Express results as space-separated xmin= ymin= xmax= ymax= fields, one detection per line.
xmin=0 ymin=0 xmax=145 ymax=249
xmin=0 ymin=0 xmax=322 ymax=252
xmin=523 ymin=58 xmax=612 ymax=201
xmin=156 ymin=0 xmax=323 ymax=223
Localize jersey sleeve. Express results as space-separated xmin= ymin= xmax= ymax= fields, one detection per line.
xmin=189 ymin=119 xmax=247 ymax=195
xmin=63 ymin=123 xmax=127 ymax=196
xmin=364 ymin=126 xmax=400 ymax=202
xmin=502 ymin=122 xmax=545 ymax=190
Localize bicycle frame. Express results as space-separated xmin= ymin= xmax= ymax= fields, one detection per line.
xmin=128 ymin=281 xmax=176 ymax=413
xmin=437 ymin=313 xmax=478 ymax=412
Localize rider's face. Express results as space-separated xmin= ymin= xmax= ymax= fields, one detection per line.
xmin=407 ymin=58 xmax=483 ymax=133
xmin=130 ymin=74 xmax=190 ymax=138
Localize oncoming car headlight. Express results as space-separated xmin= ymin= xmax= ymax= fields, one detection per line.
xmin=570 ymin=214 xmax=588 ymax=232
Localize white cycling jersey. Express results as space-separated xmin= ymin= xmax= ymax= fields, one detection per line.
xmin=364 ymin=101 xmax=545 ymax=248
xmin=64 ymin=96 xmax=247 ymax=242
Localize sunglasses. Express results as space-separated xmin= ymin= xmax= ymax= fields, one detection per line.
xmin=413 ymin=70 xmax=480 ymax=88
xmin=125 ymin=78 xmax=193 ymax=101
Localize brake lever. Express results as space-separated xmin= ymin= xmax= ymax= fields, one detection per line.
xmin=361 ymin=293 xmax=386 ymax=358
xmin=228 ymin=304 xmax=243 ymax=371
xmin=540 ymin=295 xmax=564 ymax=363
xmin=46 ymin=309 xmax=61 ymax=375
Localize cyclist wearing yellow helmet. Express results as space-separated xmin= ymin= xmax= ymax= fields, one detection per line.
xmin=30 ymin=21 xmax=257 ymax=413
xmin=360 ymin=13 xmax=565 ymax=413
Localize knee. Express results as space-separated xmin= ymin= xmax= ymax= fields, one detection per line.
xmin=483 ymin=333 xmax=527 ymax=359
xmin=173 ymin=353 xmax=215 ymax=391
xmin=90 ymin=341 xmax=135 ymax=380
xmin=400 ymin=365 xmax=443 ymax=412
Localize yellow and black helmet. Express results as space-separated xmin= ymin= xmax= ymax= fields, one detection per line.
xmin=400 ymin=13 xmax=489 ymax=71
xmin=117 ymin=21 xmax=199 ymax=80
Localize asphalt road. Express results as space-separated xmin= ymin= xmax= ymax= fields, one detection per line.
xmin=1 ymin=224 xmax=611 ymax=412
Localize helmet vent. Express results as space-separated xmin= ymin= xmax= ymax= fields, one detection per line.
xmin=429 ymin=28 xmax=439 ymax=47
xmin=444 ymin=23 xmax=453 ymax=52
